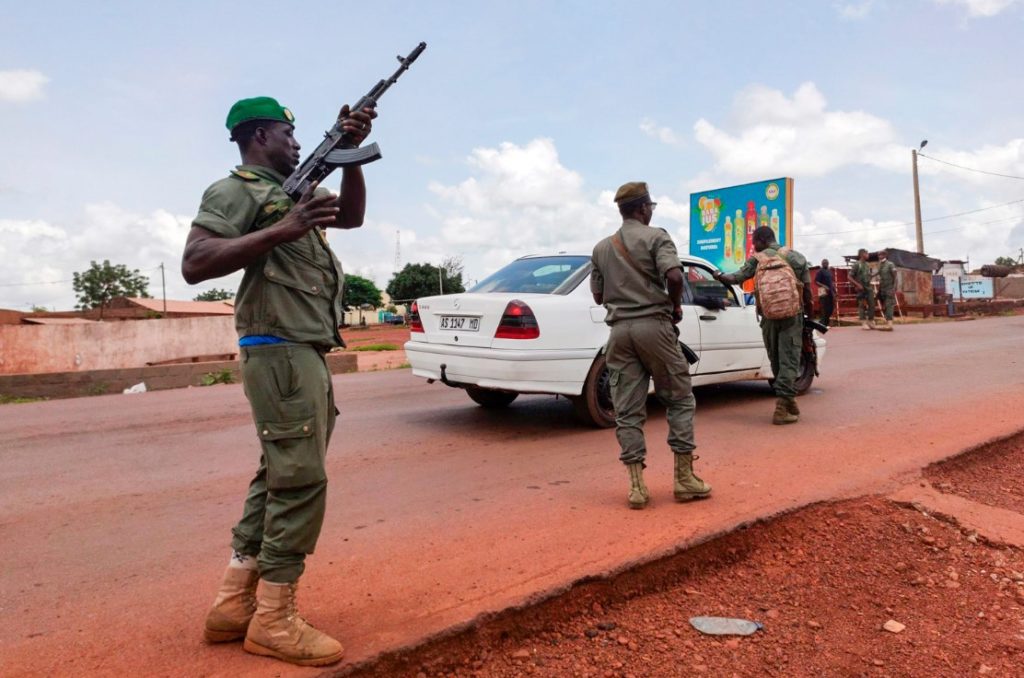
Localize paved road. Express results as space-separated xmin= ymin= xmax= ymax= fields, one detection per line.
xmin=1 ymin=317 xmax=1022 ymax=677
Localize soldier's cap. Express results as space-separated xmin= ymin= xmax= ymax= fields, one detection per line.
xmin=226 ymin=97 xmax=295 ymax=138
xmin=613 ymin=181 xmax=651 ymax=206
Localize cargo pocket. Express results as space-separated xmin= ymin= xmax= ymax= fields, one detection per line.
xmin=257 ymin=418 xmax=325 ymax=490
xmin=664 ymin=363 xmax=692 ymax=400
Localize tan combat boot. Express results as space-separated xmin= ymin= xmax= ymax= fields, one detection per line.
xmin=673 ymin=454 xmax=712 ymax=501
xmin=772 ymin=398 xmax=798 ymax=425
xmin=243 ymin=580 xmax=345 ymax=666
xmin=860 ymin=320 xmax=872 ymax=330
xmin=785 ymin=396 xmax=800 ymax=416
xmin=626 ymin=462 xmax=650 ymax=510
xmin=204 ymin=567 xmax=259 ymax=643
xmin=878 ymin=320 xmax=893 ymax=332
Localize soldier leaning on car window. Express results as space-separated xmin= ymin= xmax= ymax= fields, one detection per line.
xmin=180 ymin=96 xmax=376 ymax=667
xmin=714 ymin=226 xmax=813 ymax=425
xmin=590 ymin=181 xmax=712 ymax=510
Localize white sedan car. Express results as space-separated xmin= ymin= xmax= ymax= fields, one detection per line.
xmin=405 ymin=253 xmax=825 ymax=427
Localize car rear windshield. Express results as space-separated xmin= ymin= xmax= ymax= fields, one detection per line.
xmin=470 ymin=256 xmax=591 ymax=294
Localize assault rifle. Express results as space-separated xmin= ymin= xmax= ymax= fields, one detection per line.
xmin=803 ymin=316 xmax=829 ymax=334
xmin=282 ymin=41 xmax=427 ymax=201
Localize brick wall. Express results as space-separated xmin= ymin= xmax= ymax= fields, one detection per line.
xmin=0 ymin=316 xmax=238 ymax=375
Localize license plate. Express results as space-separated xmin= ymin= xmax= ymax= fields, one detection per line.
xmin=439 ymin=315 xmax=479 ymax=331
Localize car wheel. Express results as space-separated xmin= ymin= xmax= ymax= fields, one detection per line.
xmin=767 ymin=351 xmax=816 ymax=396
xmin=466 ymin=386 xmax=518 ymax=409
xmin=572 ymin=354 xmax=616 ymax=428
xmin=793 ymin=350 xmax=815 ymax=395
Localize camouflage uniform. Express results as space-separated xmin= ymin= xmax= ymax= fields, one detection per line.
xmin=193 ymin=164 xmax=345 ymax=584
xmin=850 ymin=259 xmax=875 ymax=322
xmin=877 ymin=259 xmax=897 ymax=321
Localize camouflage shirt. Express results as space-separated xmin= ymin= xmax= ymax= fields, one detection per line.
xmin=878 ymin=259 xmax=897 ymax=293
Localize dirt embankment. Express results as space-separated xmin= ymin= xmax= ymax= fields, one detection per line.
xmin=343 ymin=433 xmax=1024 ymax=678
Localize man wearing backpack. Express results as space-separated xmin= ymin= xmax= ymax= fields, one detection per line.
xmin=714 ymin=226 xmax=813 ymax=425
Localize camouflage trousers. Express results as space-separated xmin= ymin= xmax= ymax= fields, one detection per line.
xmin=605 ymin=316 xmax=695 ymax=466
xmin=878 ymin=290 xmax=896 ymax=321
xmin=762 ymin=314 xmax=803 ymax=399
xmin=857 ymin=288 xmax=876 ymax=321
xmin=231 ymin=343 xmax=337 ymax=583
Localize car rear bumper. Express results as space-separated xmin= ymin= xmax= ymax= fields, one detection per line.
xmin=404 ymin=340 xmax=595 ymax=396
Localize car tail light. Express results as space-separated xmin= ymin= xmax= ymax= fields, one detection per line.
xmin=409 ymin=301 xmax=424 ymax=333
xmin=494 ymin=300 xmax=539 ymax=339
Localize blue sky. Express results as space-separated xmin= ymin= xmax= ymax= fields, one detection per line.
xmin=2 ymin=0 xmax=1022 ymax=309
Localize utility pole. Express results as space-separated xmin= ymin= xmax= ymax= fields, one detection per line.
xmin=438 ymin=265 xmax=444 ymax=295
xmin=913 ymin=140 xmax=929 ymax=255
xmin=160 ymin=262 xmax=167 ymax=313
xmin=912 ymin=149 xmax=924 ymax=254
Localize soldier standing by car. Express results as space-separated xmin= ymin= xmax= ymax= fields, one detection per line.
xmin=181 ymin=96 xmax=376 ymax=667
xmin=714 ymin=226 xmax=813 ymax=425
xmin=814 ymin=258 xmax=836 ymax=326
xmin=876 ymin=249 xmax=897 ymax=331
xmin=850 ymin=248 xmax=876 ymax=330
xmin=590 ymin=181 xmax=712 ymax=510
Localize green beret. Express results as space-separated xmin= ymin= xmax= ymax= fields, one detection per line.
xmin=614 ymin=181 xmax=650 ymax=205
xmin=225 ymin=96 xmax=295 ymax=137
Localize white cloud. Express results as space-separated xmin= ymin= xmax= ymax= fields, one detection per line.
xmin=0 ymin=69 xmax=49 ymax=103
xmin=835 ymin=1 xmax=876 ymax=20
xmin=422 ymin=138 xmax=690 ymax=284
xmin=0 ymin=205 xmax=199 ymax=310
xmin=932 ymin=0 xmax=1019 ymax=17
xmin=640 ymin=118 xmax=684 ymax=146
xmin=691 ymin=82 xmax=904 ymax=180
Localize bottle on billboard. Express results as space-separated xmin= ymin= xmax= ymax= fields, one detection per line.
xmin=745 ymin=201 xmax=757 ymax=258
xmin=724 ymin=217 xmax=732 ymax=259
xmin=734 ymin=209 xmax=744 ymax=262
xmin=770 ymin=208 xmax=780 ymax=242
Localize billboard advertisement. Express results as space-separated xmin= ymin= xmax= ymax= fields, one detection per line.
xmin=689 ymin=177 xmax=794 ymax=274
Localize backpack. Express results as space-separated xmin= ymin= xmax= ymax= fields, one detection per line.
xmin=753 ymin=248 xmax=802 ymax=320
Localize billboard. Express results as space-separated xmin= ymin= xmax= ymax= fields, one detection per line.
xmin=689 ymin=178 xmax=794 ymax=273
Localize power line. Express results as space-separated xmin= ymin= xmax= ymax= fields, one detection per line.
xmin=0 ymin=278 xmax=73 ymax=287
xmin=918 ymin=153 xmax=1024 ymax=181
xmin=800 ymin=198 xmax=1024 ymax=238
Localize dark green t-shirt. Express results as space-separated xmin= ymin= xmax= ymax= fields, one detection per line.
xmin=192 ymin=164 xmax=346 ymax=347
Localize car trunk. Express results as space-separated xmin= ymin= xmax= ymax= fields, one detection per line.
xmin=414 ymin=292 xmax=544 ymax=348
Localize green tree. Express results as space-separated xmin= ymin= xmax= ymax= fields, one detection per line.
xmin=994 ymin=256 xmax=1019 ymax=267
xmin=387 ymin=261 xmax=466 ymax=302
xmin=194 ymin=288 xmax=234 ymax=302
xmin=72 ymin=260 xmax=150 ymax=317
xmin=342 ymin=274 xmax=383 ymax=326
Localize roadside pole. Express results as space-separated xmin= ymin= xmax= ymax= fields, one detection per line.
xmin=912 ymin=149 xmax=924 ymax=254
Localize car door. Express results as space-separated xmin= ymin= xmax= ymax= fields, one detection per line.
xmin=683 ymin=263 xmax=764 ymax=376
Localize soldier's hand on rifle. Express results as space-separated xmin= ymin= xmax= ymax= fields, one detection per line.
xmin=672 ymin=304 xmax=683 ymax=325
xmin=338 ymin=104 xmax=378 ymax=146
xmin=275 ymin=182 xmax=339 ymax=241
